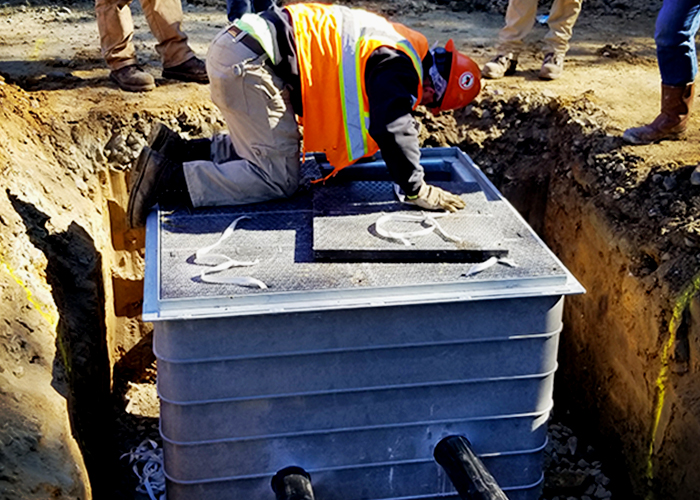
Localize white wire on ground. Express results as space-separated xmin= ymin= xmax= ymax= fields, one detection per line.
xmin=121 ymin=439 xmax=165 ymax=500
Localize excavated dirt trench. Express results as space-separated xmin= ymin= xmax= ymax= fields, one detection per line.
xmin=2 ymin=72 xmax=700 ymax=500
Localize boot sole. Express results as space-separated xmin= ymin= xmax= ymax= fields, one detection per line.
xmin=161 ymin=70 xmax=209 ymax=84
xmin=127 ymin=149 xmax=152 ymax=228
xmin=622 ymin=129 xmax=686 ymax=145
xmin=127 ymin=148 xmax=172 ymax=229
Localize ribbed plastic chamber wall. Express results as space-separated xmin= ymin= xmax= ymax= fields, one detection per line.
xmin=143 ymin=148 xmax=584 ymax=500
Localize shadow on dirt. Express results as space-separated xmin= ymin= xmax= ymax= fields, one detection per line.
xmin=6 ymin=190 xmax=142 ymax=498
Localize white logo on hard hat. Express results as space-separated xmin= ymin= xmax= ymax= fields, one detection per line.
xmin=459 ymin=72 xmax=475 ymax=90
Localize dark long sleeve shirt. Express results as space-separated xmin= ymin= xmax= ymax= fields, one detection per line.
xmin=261 ymin=6 xmax=425 ymax=196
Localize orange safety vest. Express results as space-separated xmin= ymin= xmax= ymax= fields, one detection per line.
xmin=285 ymin=3 xmax=429 ymax=176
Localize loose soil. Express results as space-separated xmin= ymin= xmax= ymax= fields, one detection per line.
xmin=1 ymin=1 xmax=699 ymax=499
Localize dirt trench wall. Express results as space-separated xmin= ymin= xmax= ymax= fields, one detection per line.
xmin=546 ymin=176 xmax=700 ymax=500
xmin=0 ymin=80 xmax=226 ymax=498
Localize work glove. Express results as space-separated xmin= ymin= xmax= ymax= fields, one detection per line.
xmin=405 ymin=183 xmax=466 ymax=212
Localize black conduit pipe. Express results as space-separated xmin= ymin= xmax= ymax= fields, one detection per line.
xmin=271 ymin=466 xmax=315 ymax=500
xmin=434 ymin=435 xmax=509 ymax=500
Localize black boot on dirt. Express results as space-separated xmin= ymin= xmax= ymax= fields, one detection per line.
xmin=162 ymin=56 xmax=209 ymax=84
xmin=110 ymin=65 xmax=156 ymax=92
xmin=623 ymin=82 xmax=694 ymax=144
xmin=127 ymin=147 xmax=190 ymax=229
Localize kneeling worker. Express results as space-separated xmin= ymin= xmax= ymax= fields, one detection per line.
xmin=127 ymin=2 xmax=482 ymax=228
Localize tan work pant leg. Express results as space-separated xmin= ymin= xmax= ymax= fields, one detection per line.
xmin=183 ymin=28 xmax=300 ymax=208
xmin=543 ymin=0 xmax=582 ymax=55
xmin=95 ymin=0 xmax=193 ymax=70
xmin=496 ymin=0 xmax=582 ymax=56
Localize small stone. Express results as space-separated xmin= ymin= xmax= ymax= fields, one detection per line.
xmin=75 ymin=177 xmax=88 ymax=193
xmin=690 ymin=165 xmax=700 ymax=185
xmin=577 ymin=458 xmax=589 ymax=469
xmin=594 ymin=484 xmax=609 ymax=498
xmin=663 ymin=175 xmax=677 ymax=190
xmin=567 ymin=436 xmax=578 ymax=455
xmin=596 ymin=474 xmax=611 ymax=486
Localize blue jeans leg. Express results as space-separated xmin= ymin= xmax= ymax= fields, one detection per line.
xmin=226 ymin=0 xmax=274 ymax=22
xmin=655 ymin=0 xmax=700 ymax=85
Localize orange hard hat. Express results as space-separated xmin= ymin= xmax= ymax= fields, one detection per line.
xmin=432 ymin=39 xmax=481 ymax=114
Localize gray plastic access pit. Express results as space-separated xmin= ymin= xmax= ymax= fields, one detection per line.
xmin=143 ymin=147 xmax=584 ymax=500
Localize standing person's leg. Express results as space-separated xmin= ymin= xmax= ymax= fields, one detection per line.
xmin=482 ymin=0 xmax=538 ymax=79
xmin=656 ymin=0 xmax=700 ymax=86
xmin=185 ymin=28 xmax=300 ymax=207
xmin=95 ymin=0 xmax=156 ymax=91
xmin=140 ymin=0 xmax=208 ymax=82
xmin=624 ymin=0 xmax=700 ymax=144
xmin=539 ymin=0 xmax=582 ymax=79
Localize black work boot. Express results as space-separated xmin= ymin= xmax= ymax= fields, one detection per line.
xmin=162 ymin=56 xmax=209 ymax=83
xmin=148 ymin=122 xmax=184 ymax=159
xmin=148 ymin=122 xmax=212 ymax=162
xmin=127 ymin=147 xmax=191 ymax=229
xmin=183 ymin=138 xmax=212 ymax=162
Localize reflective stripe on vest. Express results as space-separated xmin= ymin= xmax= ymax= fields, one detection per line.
xmin=286 ymin=3 xmax=428 ymax=170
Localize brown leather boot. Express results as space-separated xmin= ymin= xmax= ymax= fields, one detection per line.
xmin=623 ymin=83 xmax=694 ymax=144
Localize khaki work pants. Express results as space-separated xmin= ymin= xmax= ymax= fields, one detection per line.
xmin=183 ymin=27 xmax=300 ymax=208
xmin=497 ymin=0 xmax=583 ymax=56
xmin=95 ymin=0 xmax=194 ymax=70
